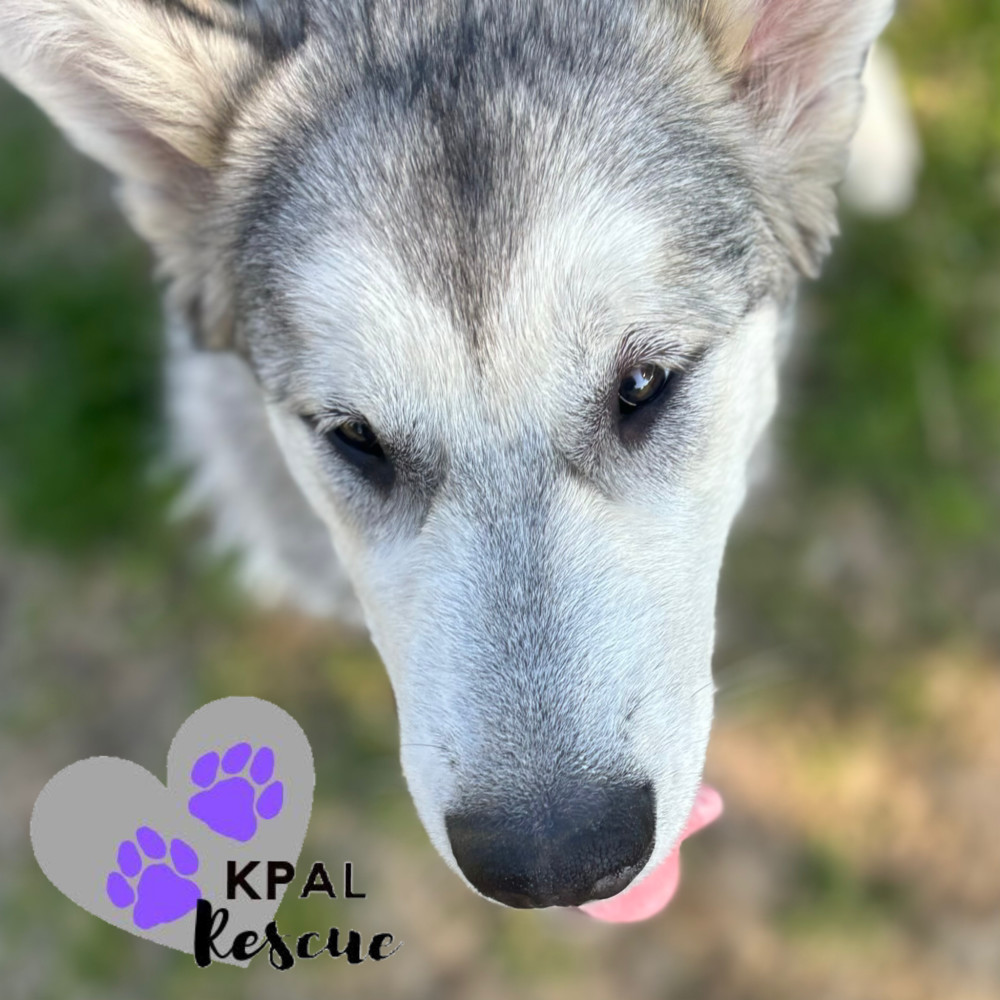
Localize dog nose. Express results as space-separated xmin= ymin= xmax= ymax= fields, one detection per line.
xmin=445 ymin=780 xmax=655 ymax=908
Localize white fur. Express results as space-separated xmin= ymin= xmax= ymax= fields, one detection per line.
xmin=1 ymin=0 xmax=904 ymax=907
xmin=263 ymin=171 xmax=784 ymax=882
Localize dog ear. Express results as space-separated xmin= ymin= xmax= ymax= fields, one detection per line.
xmin=0 ymin=0 xmax=303 ymax=349
xmin=691 ymin=0 xmax=897 ymax=275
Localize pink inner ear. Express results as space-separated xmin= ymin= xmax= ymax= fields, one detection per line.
xmin=745 ymin=0 xmax=803 ymax=63
xmin=741 ymin=0 xmax=853 ymax=119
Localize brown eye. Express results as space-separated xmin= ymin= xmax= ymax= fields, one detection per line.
xmin=301 ymin=413 xmax=393 ymax=489
xmin=333 ymin=418 xmax=384 ymax=458
xmin=618 ymin=364 xmax=668 ymax=414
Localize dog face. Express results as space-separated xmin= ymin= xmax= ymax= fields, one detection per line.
xmin=1 ymin=0 xmax=894 ymax=908
xmin=241 ymin=137 xmax=786 ymax=906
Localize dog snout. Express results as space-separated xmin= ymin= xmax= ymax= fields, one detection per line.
xmin=445 ymin=779 xmax=655 ymax=908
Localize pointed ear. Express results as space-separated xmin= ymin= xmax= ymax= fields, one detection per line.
xmin=693 ymin=0 xmax=897 ymax=274
xmin=0 ymin=0 xmax=302 ymax=348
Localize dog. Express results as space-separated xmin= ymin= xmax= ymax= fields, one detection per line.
xmin=0 ymin=0 xmax=916 ymax=916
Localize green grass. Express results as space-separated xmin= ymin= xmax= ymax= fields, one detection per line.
xmin=0 ymin=87 xmax=162 ymax=551
xmin=776 ymin=840 xmax=910 ymax=943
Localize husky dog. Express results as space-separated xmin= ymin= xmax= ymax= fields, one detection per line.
xmin=1 ymin=0 xmax=910 ymax=914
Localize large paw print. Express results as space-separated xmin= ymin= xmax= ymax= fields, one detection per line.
xmin=188 ymin=742 xmax=283 ymax=842
xmin=106 ymin=826 xmax=200 ymax=930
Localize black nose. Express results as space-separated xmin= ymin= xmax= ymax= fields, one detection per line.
xmin=445 ymin=780 xmax=655 ymax=908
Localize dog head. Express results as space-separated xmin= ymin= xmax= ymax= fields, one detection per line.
xmin=1 ymin=0 xmax=894 ymax=909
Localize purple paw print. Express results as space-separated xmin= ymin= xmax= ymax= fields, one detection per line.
xmin=106 ymin=826 xmax=200 ymax=930
xmin=187 ymin=742 xmax=283 ymax=842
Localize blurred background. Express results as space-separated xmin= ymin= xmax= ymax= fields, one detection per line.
xmin=1 ymin=1 xmax=999 ymax=997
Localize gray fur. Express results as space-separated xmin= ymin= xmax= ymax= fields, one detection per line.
xmin=1 ymin=0 xmax=900 ymax=906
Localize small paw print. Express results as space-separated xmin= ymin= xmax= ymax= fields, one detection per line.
xmin=106 ymin=826 xmax=200 ymax=930
xmin=188 ymin=742 xmax=283 ymax=842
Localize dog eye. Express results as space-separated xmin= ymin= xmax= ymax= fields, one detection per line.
xmin=333 ymin=418 xmax=385 ymax=458
xmin=618 ymin=364 xmax=668 ymax=414
xmin=302 ymin=414 xmax=394 ymax=488
xmin=615 ymin=362 xmax=681 ymax=447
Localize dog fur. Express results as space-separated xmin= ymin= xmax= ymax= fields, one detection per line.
xmin=1 ymin=0 xmax=908 ymax=907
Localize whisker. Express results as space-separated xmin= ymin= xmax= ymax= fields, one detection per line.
xmin=714 ymin=647 xmax=796 ymax=706
xmin=399 ymin=742 xmax=452 ymax=754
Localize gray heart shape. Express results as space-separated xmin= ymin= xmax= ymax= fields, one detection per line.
xmin=31 ymin=696 xmax=315 ymax=963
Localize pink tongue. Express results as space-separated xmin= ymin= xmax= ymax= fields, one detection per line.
xmin=578 ymin=785 xmax=723 ymax=924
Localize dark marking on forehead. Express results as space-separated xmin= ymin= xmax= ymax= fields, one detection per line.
xmin=230 ymin=0 xmax=774 ymax=378
xmin=356 ymin=8 xmax=537 ymax=351
xmin=323 ymin=1 xmax=694 ymax=358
